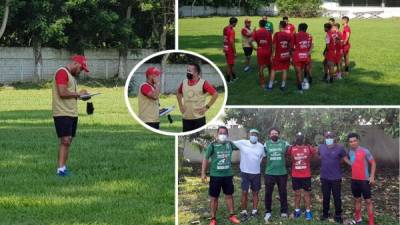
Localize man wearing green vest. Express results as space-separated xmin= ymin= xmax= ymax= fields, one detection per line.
xmin=201 ymin=126 xmax=240 ymax=225
xmin=177 ymin=62 xmax=218 ymax=132
xmin=263 ymin=127 xmax=290 ymax=223
xmin=52 ymin=55 xmax=90 ymax=176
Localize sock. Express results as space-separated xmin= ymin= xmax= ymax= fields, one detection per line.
xmin=297 ymin=83 xmax=302 ymax=90
xmin=268 ymin=80 xmax=273 ymax=88
xmin=252 ymin=209 xmax=258 ymax=214
xmin=368 ymin=212 xmax=374 ymax=225
xmin=306 ymin=209 xmax=311 ymax=212
xmin=295 ymin=208 xmax=301 ymax=212
xmin=57 ymin=166 xmax=66 ymax=173
xmin=241 ymin=210 xmax=247 ymax=214
xmin=281 ymin=81 xmax=286 ymax=87
xmin=355 ymin=209 xmax=361 ymax=221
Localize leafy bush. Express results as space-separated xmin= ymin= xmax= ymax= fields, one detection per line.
xmin=276 ymin=0 xmax=323 ymax=17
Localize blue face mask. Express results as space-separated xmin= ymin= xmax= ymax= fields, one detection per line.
xmin=249 ymin=135 xmax=258 ymax=144
xmin=325 ymin=138 xmax=334 ymax=145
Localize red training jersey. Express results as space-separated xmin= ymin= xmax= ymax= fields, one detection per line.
xmin=293 ymin=32 xmax=313 ymax=62
xmin=55 ymin=69 xmax=69 ymax=85
xmin=252 ymin=27 xmax=272 ymax=54
xmin=284 ymin=23 xmax=296 ymax=36
xmin=341 ymin=25 xmax=351 ymax=45
xmin=140 ymin=82 xmax=155 ymax=97
xmin=223 ymin=25 xmax=235 ymax=53
xmin=287 ymin=144 xmax=316 ymax=178
xmin=325 ymin=31 xmax=338 ymax=61
xmin=272 ymin=31 xmax=292 ymax=61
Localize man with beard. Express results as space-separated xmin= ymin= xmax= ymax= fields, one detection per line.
xmin=52 ymin=55 xmax=90 ymax=176
xmin=177 ymin=62 xmax=218 ymax=132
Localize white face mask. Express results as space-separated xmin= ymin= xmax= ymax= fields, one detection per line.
xmin=249 ymin=135 xmax=258 ymax=143
xmin=218 ymin=134 xmax=228 ymax=143
xmin=325 ymin=138 xmax=334 ymax=145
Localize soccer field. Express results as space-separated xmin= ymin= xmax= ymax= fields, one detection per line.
xmin=129 ymin=93 xmax=225 ymax=133
xmin=0 ymin=83 xmax=174 ymax=224
xmin=179 ymin=17 xmax=400 ymax=105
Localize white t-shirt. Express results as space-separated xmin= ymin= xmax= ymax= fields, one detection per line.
xmin=233 ymin=140 xmax=265 ymax=174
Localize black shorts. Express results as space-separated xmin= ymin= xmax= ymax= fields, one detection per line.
xmin=182 ymin=117 xmax=206 ymax=132
xmin=146 ymin=122 xmax=160 ymax=129
xmin=351 ymin=179 xmax=371 ymax=199
xmin=53 ymin=116 xmax=78 ymax=138
xmin=240 ymin=172 xmax=261 ymax=192
xmin=209 ymin=176 xmax=234 ymax=198
xmin=292 ymin=177 xmax=312 ymax=192
xmin=243 ymin=47 xmax=253 ymax=57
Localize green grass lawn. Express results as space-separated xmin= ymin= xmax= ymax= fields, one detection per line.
xmin=130 ymin=93 xmax=225 ymax=133
xmin=0 ymin=82 xmax=174 ymax=225
xmin=179 ymin=17 xmax=400 ymax=105
xmin=178 ymin=165 xmax=399 ymax=225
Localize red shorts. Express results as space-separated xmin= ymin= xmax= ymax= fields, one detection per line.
xmin=224 ymin=52 xmax=235 ymax=65
xmin=257 ymin=50 xmax=271 ymax=66
xmin=272 ymin=57 xmax=290 ymax=71
xmin=294 ymin=60 xmax=310 ymax=69
xmin=343 ymin=44 xmax=351 ymax=54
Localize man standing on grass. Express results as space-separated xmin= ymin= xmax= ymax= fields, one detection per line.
xmin=262 ymin=15 xmax=274 ymax=34
xmin=282 ymin=16 xmax=296 ymax=38
xmin=241 ymin=18 xmax=254 ymax=72
xmin=232 ymin=129 xmax=265 ymax=222
xmin=345 ymin=133 xmax=376 ymax=225
xmin=263 ymin=127 xmax=290 ymax=223
xmin=333 ymin=23 xmax=343 ymax=79
xmin=138 ymin=67 xmax=161 ymax=129
xmin=323 ymin=22 xmax=337 ymax=83
xmin=252 ymin=19 xmax=272 ymax=88
xmin=341 ymin=16 xmax=351 ymax=76
xmin=223 ymin=17 xmax=238 ymax=83
xmin=318 ymin=131 xmax=346 ymax=224
xmin=287 ymin=132 xmax=317 ymax=221
xmin=52 ymin=55 xmax=90 ymax=176
xmin=177 ymin=62 xmax=218 ymax=132
xmin=293 ymin=23 xmax=313 ymax=93
xmin=266 ymin=21 xmax=291 ymax=92
xmin=201 ymin=126 xmax=241 ymax=225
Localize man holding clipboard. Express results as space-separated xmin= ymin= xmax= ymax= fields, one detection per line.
xmin=52 ymin=55 xmax=91 ymax=176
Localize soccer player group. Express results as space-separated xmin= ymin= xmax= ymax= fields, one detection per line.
xmin=223 ymin=16 xmax=351 ymax=93
xmin=201 ymin=127 xmax=376 ymax=225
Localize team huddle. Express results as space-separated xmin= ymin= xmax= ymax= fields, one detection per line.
xmin=201 ymin=127 xmax=376 ymax=225
xmin=223 ymin=16 xmax=351 ymax=93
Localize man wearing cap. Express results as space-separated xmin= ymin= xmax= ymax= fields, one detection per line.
xmin=241 ymin=18 xmax=253 ymax=72
xmin=318 ymin=131 xmax=347 ymax=223
xmin=232 ymin=128 xmax=265 ymax=221
xmin=177 ymin=62 xmax=218 ymax=132
xmin=287 ymin=132 xmax=317 ymax=221
xmin=138 ymin=67 xmax=161 ymax=129
xmin=52 ymin=55 xmax=90 ymax=176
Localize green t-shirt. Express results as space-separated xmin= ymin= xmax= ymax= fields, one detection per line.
xmin=204 ymin=141 xmax=238 ymax=177
xmin=264 ymin=139 xmax=290 ymax=175
xmin=265 ymin=21 xmax=274 ymax=33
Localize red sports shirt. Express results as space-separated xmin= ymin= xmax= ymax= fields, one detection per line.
xmin=284 ymin=23 xmax=296 ymax=36
xmin=293 ymin=32 xmax=312 ymax=62
xmin=335 ymin=31 xmax=343 ymax=56
xmin=178 ymin=79 xmax=217 ymax=95
xmin=140 ymin=82 xmax=155 ymax=97
xmin=272 ymin=31 xmax=292 ymax=61
xmin=252 ymin=27 xmax=272 ymax=54
xmin=341 ymin=25 xmax=351 ymax=45
xmin=325 ymin=31 xmax=338 ymax=61
xmin=55 ymin=69 xmax=69 ymax=85
xmin=287 ymin=144 xmax=316 ymax=178
xmin=223 ymin=25 xmax=235 ymax=53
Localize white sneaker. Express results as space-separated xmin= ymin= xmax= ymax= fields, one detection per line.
xmin=264 ymin=213 xmax=272 ymax=223
xmin=281 ymin=213 xmax=288 ymax=218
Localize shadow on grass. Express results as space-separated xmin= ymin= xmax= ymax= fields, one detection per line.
xmin=0 ymin=110 xmax=175 ymax=224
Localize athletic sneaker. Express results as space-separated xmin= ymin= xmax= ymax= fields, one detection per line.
xmin=240 ymin=211 xmax=249 ymax=222
xmin=264 ymin=213 xmax=272 ymax=223
xmin=305 ymin=211 xmax=313 ymax=220
xmin=209 ymin=218 xmax=217 ymax=225
xmin=320 ymin=214 xmax=329 ymax=221
xmin=334 ymin=215 xmax=343 ymax=224
xmin=251 ymin=209 xmax=258 ymax=217
xmin=57 ymin=169 xmax=68 ymax=177
xmin=279 ymin=86 xmax=286 ymax=92
xmin=228 ymin=214 xmax=240 ymax=224
xmin=293 ymin=210 xmax=301 ymax=218
xmin=265 ymin=86 xmax=273 ymax=91
xmin=281 ymin=213 xmax=288 ymax=218
xmin=244 ymin=66 xmax=250 ymax=72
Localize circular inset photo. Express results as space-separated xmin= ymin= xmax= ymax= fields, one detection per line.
xmin=124 ymin=50 xmax=227 ymax=136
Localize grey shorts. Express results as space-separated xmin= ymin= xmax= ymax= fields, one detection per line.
xmin=240 ymin=172 xmax=261 ymax=192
